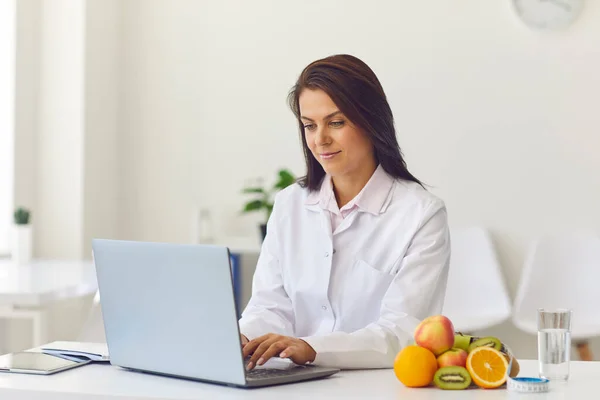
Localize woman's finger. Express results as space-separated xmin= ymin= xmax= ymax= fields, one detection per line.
xmin=279 ymin=346 xmax=294 ymax=359
xmin=248 ymin=337 xmax=279 ymax=369
xmin=243 ymin=334 xmax=272 ymax=358
xmin=256 ymin=341 xmax=287 ymax=365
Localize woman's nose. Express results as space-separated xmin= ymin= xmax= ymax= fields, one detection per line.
xmin=314 ymin=127 xmax=331 ymax=146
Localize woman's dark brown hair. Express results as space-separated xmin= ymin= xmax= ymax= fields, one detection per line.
xmin=287 ymin=54 xmax=423 ymax=191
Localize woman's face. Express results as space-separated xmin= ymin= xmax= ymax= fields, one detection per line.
xmin=299 ymin=89 xmax=375 ymax=179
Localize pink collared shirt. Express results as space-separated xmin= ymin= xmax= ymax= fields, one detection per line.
xmin=306 ymin=164 xmax=394 ymax=233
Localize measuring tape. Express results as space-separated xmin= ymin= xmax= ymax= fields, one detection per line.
xmin=504 ymin=345 xmax=550 ymax=393
xmin=508 ymin=377 xmax=550 ymax=393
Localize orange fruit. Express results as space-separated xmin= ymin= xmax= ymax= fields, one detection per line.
xmin=393 ymin=345 xmax=438 ymax=387
xmin=466 ymin=347 xmax=508 ymax=389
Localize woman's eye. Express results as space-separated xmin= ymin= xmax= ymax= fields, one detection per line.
xmin=303 ymin=124 xmax=316 ymax=131
xmin=330 ymin=120 xmax=344 ymax=128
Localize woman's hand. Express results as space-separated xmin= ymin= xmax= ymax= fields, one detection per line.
xmin=241 ymin=334 xmax=249 ymax=346
xmin=242 ymin=333 xmax=316 ymax=370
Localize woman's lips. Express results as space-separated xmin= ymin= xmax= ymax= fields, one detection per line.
xmin=320 ymin=151 xmax=341 ymax=160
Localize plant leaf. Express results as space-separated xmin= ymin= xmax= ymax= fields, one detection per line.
xmin=243 ymin=200 xmax=265 ymax=212
xmin=274 ymin=169 xmax=296 ymax=190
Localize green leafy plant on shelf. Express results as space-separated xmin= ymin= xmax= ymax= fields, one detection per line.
xmin=242 ymin=169 xmax=296 ymax=239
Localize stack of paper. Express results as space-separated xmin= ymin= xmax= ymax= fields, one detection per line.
xmin=41 ymin=341 xmax=109 ymax=362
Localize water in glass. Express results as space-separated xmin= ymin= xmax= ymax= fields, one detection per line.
xmin=538 ymin=328 xmax=571 ymax=381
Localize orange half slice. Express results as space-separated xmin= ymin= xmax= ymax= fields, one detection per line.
xmin=466 ymin=347 xmax=508 ymax=389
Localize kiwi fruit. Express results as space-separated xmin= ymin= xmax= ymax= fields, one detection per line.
xmin=433 ymin=366 xmax=472 ymax=390
xmin=468 ymin=336 xmax=502 ymax=353
xmin=453 ymin=333 xmax=473 ymax=352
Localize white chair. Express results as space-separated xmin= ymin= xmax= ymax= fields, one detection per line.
xmin=512 ymin=233 xmax=600 ymax=360
xmin=442 ymin=227 xmax=512 ymax=333
xmin=78 ymin=290 xmax=106 ymax=342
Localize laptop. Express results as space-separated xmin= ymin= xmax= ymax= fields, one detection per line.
xmin=91 ymin=239 xmax=340 ymax=388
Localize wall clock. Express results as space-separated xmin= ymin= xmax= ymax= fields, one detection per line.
xmin=512 ymin=0 xmax=584 ymax=30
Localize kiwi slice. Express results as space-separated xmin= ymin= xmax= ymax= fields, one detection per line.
xmin=433 ymin=366 xmax=472 ymax=390
xmin=468 ymin=336 xmax=502 ymax=353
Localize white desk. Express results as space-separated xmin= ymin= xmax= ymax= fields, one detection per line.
xmin=0 ymin=260 xmax=97 ymax=346
xmin=0 ymin=359 xmax=596 ymax=399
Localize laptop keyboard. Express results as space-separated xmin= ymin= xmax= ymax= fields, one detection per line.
xmin=246 ymin=367 xmax=306 ymax=380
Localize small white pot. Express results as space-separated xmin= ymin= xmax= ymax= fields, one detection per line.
xmin=11 ymin=224 xmax=33 ymax=265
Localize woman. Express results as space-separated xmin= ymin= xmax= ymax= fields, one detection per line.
xmin=239 ymin=54 xmax=450 ymax=370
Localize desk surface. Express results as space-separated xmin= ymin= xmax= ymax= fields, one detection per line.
xmin=0 ymin=359 xmax=595 ymax=399
xmin=0 ymin=260 xmax=97 ymax=306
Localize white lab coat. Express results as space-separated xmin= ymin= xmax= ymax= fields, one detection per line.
xmin=238 ymin=169 xmax=451 ymax=369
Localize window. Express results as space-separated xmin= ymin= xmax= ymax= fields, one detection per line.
xmin=0 ymin=0 xmax=16 ymax=255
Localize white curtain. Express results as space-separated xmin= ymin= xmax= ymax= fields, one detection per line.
xmin=0 ymin=0 xmax=15 ymax=255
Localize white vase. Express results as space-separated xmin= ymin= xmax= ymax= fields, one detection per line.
xmin=11 ymin=224 xmax=33 ymax=265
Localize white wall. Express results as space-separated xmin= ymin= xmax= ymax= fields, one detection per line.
xmin=118 ymin=0 xmax=221 ymax=244
xmin=82 ymin=0 xmax=121 ymax=258
xmin=116 ymin=0 xmax=600 ymax=358
xmin=36 ymin=0 xmax=86 ymax=258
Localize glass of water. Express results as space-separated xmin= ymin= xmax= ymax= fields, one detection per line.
xmin=537 ymin=308 xmax=572 ymax=381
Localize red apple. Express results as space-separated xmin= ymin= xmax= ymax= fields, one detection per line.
xmin=437 ymin=348 xmax=468 ymax=368
xmin=414 ymin=315 xmax=455 ymax=356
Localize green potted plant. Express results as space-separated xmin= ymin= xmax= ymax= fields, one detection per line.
xmin=242 ymin=169 xmax=296 ymax=240
xmin=12 ymin=207 xmax=32 ymax=265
